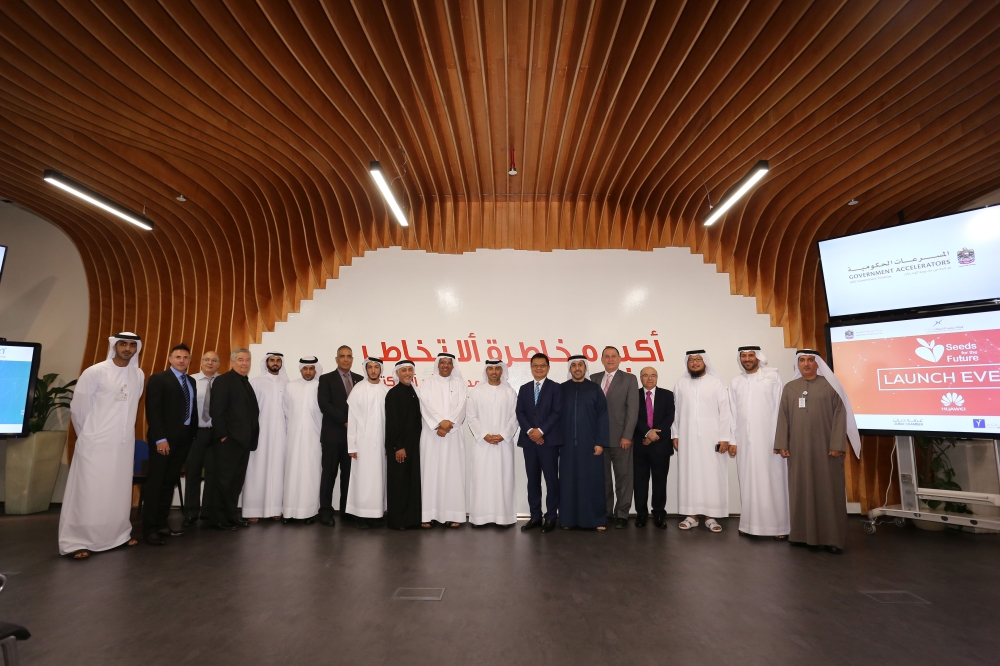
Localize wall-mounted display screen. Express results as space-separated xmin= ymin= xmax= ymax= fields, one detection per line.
xmin=828 ymin=309 xmax=1000 ymax=436
xmin=818 ymin=207 xmax=1000 ymax=318
xmin=0 ymin=341 xmax=41 ymax=436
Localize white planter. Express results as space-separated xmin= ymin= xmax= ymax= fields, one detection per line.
xmin=4 ymin=430 xmax=67 ymax=514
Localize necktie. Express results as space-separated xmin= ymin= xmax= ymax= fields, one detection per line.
xmin=341 ymin=372 xmax=353 ymax=397
xmin=646 ymin=390 xmax=654 ymax=429
xmin=603 ymin=373 xmax=612 ymax=395
xmin=180 ymin=373 xmax=191 ymax=423
xmin=201 ymin=376 xmax=213 ymax=426
xmin=534 ymin=381 xmax=541 ymax=404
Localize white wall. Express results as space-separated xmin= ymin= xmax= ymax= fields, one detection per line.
xmin=0 ymin=201 xmax=90 ymax=502
xmin=251 ymin=246 xmax=797 ymax=516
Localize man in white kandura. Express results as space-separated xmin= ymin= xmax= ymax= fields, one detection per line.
xmin=672 ymin=350 xmax=733 ymax=533
xmin=59 ymin=332 xmax=144 ymax=559
xmin=245 ymin=352 xmax=288 ymax=523
xmin=346 ymin=357 xmax=389 ymax=529
xmin=418 ymin=352 xmax=468 ymax=528
xmin=467 ymin=359 xmax=520 ymax=527
xmin=282 ymin=356 xmax=323 ymax=524
xmin=729 ymin=345 xmax=789 ymax=540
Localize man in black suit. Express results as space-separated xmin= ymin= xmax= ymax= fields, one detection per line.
xmin=633 ymin=366 xmax=675 ymax=529
xmin=143 ymin=343 xmax=198 ymax=545
xmin=317 ymin=345 xmax=363 ymax=526
xmin=209 ymin=348 xmax=259 ymax=531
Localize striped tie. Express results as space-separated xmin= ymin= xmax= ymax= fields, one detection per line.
xmin=180 ymin=374 xmax=191 ymax=423
xmin=534 ymin=381 xmax=541 ymax=404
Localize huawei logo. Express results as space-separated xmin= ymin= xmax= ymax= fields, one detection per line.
xmin=941 ymin=392 xmax=964 ymax=407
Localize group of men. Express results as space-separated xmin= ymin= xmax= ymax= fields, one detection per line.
xmin=57 ymin=332 xmax=858 ymax=559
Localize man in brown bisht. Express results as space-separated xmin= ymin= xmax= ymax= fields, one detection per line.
xmin=773 ymin=349 xmax=861 ymax=554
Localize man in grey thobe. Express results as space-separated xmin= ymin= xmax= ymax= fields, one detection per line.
xmin=773 ymin=349 xmax=860 ymax=554
xmin=591 ymin=346 xmax=639 ymax=528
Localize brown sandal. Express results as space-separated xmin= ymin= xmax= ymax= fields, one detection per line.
xmin=71 ymin=550 xmax=91 ymax=560
xmin=126 ymin=538 xmax=139 ymax=547
xmin=447 ymin=522 xmax=461 ymax=528
xmin=248 ymin=517 xmax=259 ymax=523
xmin=420 ymin=522 xmax=432 ymax=529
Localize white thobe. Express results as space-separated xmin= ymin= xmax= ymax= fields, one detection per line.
xmin=418 ymin=375 xmax=468 ymax=523
xmin=244 ymin=373 xmax=287 ymax=517
xmin=346 ymin=380 xmax=388 ymax=518
xmin=58 ymin=360 xmax=144 ymax=555
xmin=671 ymin=374 xmax=732 ymax=518
xmin=467 ymin=382 xmax=520 ymax=526
xmin=731 ymin=369 xmax=789 ymax=535
xmin=282 ymin=378 xmax=323 ymax=519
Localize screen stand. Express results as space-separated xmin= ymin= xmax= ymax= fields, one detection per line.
xmin=865 ymin=436 xmax=1000 ymax=534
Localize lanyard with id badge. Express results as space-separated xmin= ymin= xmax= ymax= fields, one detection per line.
xmin=799 ymin=390 xmax=807 ymax=410
xmin=116 ymin=382 xmax=129 ymax=402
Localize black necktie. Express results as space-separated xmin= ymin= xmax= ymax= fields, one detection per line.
xmin=180 ymin=374 xmax=191 ymax=423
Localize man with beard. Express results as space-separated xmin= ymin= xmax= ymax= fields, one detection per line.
xmin=559 ymin=355 xmax=608 ymax=531
xmin=672 ymin=350 xmax=732 ymax=533
xmin=730 ymin=346 xmax=788 ymax=539
xmin=774 ymin=350 xmax=860 ymax=554
xmin=282 ymin=357 xmax=324 ymax=524
xmin=384 ymin=360 xmax=422 ymax=530
xmin=245 ymin=352 xmax=288 ymax=523
xmin=418 ymin=353 xmax=468 ymax=528
xmin=346 ymin=357 xmax=389 ymax=529
xmin=467 ymin=359 xmax=519 ymax=527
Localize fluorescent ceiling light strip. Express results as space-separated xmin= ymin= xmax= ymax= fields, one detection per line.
xmin=43 ymin=170 xmax=153 ymax=230
xmin=703 ymin=161 xmax=769 ymax=227
xmin=369 ymin=161 xmax=409 ymax=227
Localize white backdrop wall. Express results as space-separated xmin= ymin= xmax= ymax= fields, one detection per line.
xmin=0 ymin=201 xmax=90 ymax=502
xmin=251 ymin=246 xmax=797 ymax=516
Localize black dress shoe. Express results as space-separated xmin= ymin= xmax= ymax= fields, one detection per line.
xmin=355 ymin=519 xmax=370 ymax=530
xmin=825 ymin=546 xmax=843 ymax=555
xmin=541 ymin=520 xmax=555 ymax=533
xmin=145 ymin=533 xmax=166 ymax=546
xmin=234 ymin=519 xmax=250 ymax=528
xmin=321 ymin=517 xmax=336 ymax=527
xmin=304 ymin=517 xmax=316 ymax=525
xmin=520 ymin=519 xmax=541 ymax=532
xmin=182 ymin=517 xmax=197 ymax=528
xmin=614 ymin=518 xmax=628 ymax=529
xmin=213 ymin=523 xmax=238 ymax=531
xmin=159 ymin=527 xmax=184 ymax=537
xmin=789 ymin=540 xmax=809 ymax=548
xmin=635 ymin=516 xmax=647 ymax=528
xmin=653 ymin=517 xmax=668 ymax=529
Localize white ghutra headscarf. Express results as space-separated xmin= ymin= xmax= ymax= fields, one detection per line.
xmin=793 ymin=349 xmax=861 ymax=457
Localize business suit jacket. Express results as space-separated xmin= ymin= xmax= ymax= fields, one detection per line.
xmin=515 ymin=378 xmax=563 ymax=448
xmin=590 ymin=370 xmax=640 ymax=447
xmin=210 ymin=369 xmax=260 ymax=450
xmin=318 ymin=370 xmax=364 ymax=446
xmin=633 ymin=386 xmax=675 ymax=456
xmin=145 ymin=369 xmax=198 ymax=445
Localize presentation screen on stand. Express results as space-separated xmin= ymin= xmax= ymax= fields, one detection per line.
xmin=818 ymin=206 xmax=1000 ymax=318
xmin=0 ymin=341 xmax=41 ymax=436
xmin=829 ymin=310 xmax=1000 ymax=436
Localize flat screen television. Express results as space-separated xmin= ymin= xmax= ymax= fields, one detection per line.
xmin=0 ymin=244 xmax=7 ymax=286
xmin=0 ymin=340 xmax=42 ymax=437
xmin=818 ymin=206 xmax=1000 ymax=319
xmin=827 ymin=308 xmax=1000 ymax=437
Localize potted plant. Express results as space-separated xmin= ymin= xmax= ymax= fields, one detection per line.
xmin=4 ymin=373 xmax=76 ymax=515
xmin=913 ymin=436 xmax=972 ymax=530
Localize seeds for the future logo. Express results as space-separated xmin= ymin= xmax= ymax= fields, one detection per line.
xmin=941 ymin=392 xmax=966 ymax=411
xmin=957 ymin=248 xmax=975 ymax=265
xmin=915 ymin=338 xmax=944 ymax=363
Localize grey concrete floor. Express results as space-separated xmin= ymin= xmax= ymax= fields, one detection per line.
xmin=1 ymin=508 xmax=998 ymax=665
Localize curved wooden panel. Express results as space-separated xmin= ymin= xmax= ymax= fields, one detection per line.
xmin=2 ymin=3 xmax=998 ymax=462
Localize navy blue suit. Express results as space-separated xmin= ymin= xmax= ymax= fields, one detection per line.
xmin=516 ymin=378 xmax=563 ymax=521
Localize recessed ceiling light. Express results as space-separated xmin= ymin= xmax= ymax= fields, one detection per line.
xmin=848 ymin=199 xmax=858 ymax=206
xmin=176 ymin=194 xmax=187 ymax=202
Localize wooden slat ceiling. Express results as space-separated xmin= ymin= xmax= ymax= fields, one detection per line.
xmin=3 ymin=0 xmax=1000 ymax=370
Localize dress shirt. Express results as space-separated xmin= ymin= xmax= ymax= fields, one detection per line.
xmin=191 ymin=371 xmax=216 ymax=427
xmin=339 ymin=369 xmax=354 ymax=397
xmin=602 ymin=370 xmax=618 ymax=392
